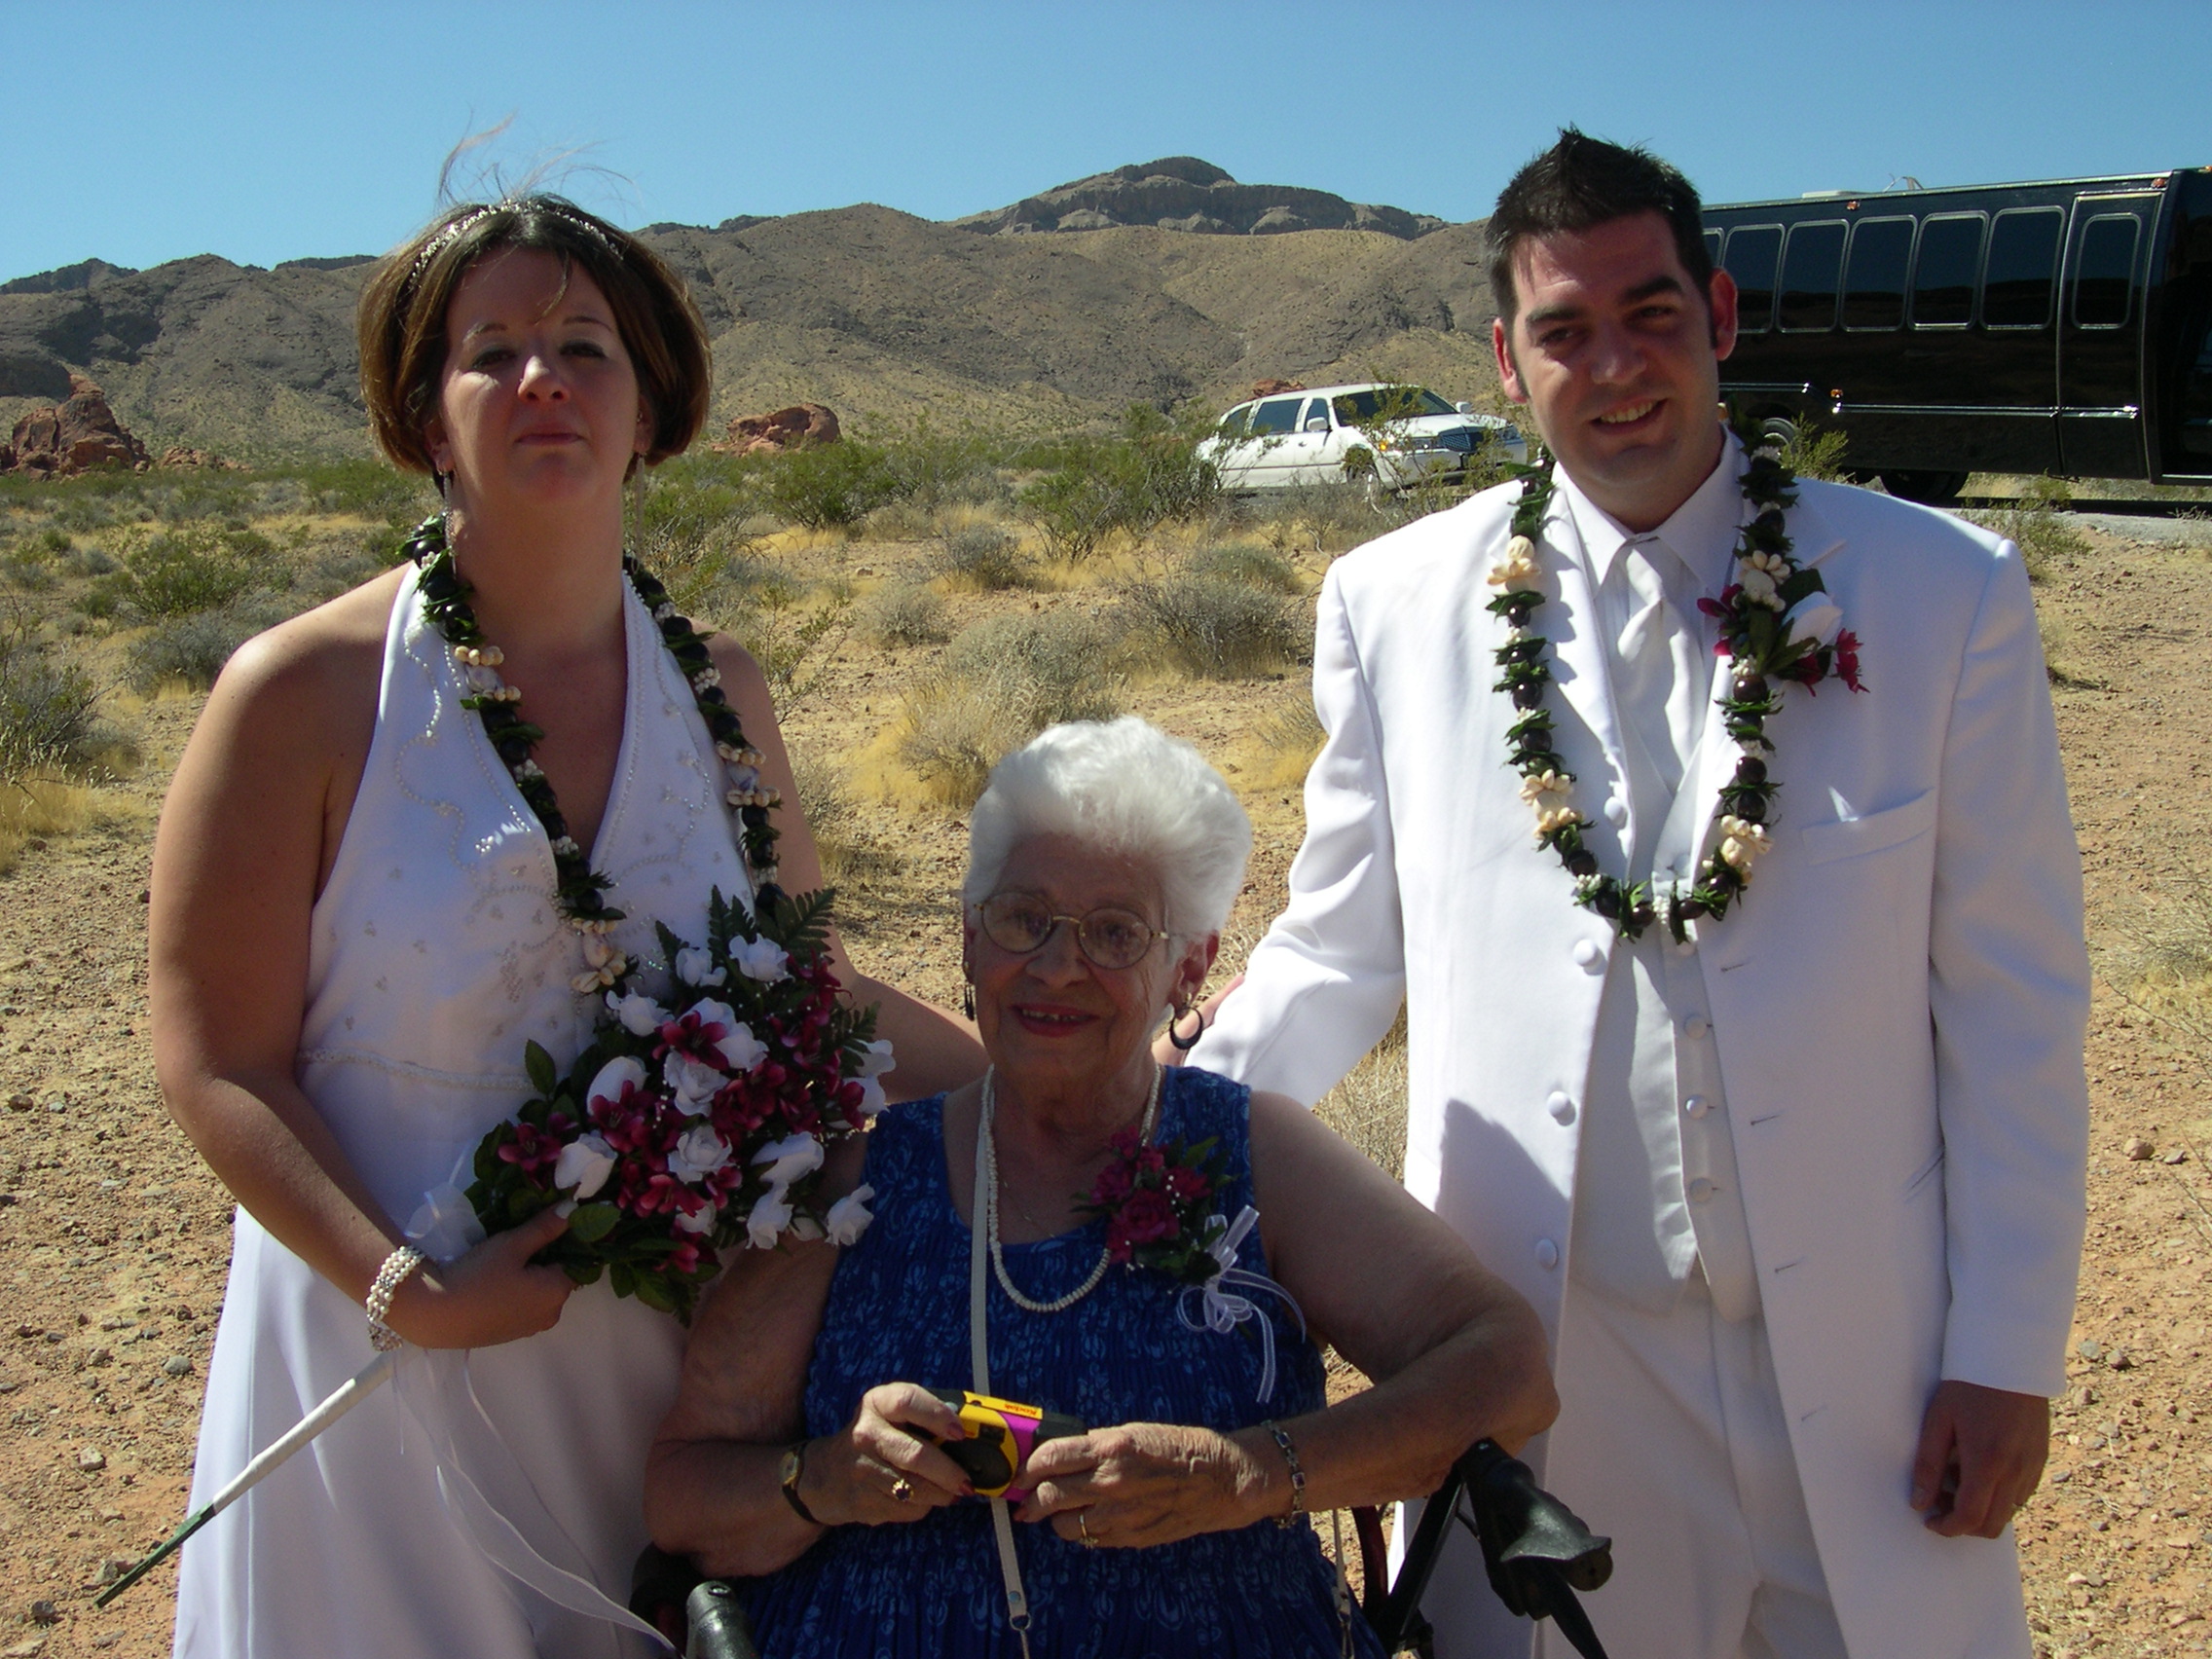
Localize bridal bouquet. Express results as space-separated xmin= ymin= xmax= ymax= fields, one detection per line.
xmin=462 ymin=889 xmax=891 ymax=1320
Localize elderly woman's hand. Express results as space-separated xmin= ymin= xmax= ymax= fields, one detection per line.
xmin=804 ymin=1383 xmax=976 ymax=1527
xmin=1014 ymin=1421 xmax=1278 ymax=1548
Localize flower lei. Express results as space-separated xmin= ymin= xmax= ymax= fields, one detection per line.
xmin=1488 ymin=422 xmax=1865 ymax=942
xmin=398 ymin=514 xmax=885 ymax=1321
xmin=404 ymin=513 xmax=785 ymax=980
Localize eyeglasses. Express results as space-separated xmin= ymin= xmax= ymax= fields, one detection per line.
xmin=975 ymin=893 xmax=1170 ymax=972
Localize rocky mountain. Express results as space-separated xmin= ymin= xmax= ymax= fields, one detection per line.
xmin=950 ymin=156 xmax=1447 ymax=240
xmin=0 ymin=163 xmax=1499 ymax=461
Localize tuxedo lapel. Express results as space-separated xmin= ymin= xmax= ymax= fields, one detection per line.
xmin=1678 ymin=490 xmax=1852 ymax=885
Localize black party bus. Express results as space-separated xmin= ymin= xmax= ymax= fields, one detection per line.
xmin=1704 ymin=166 xmax=2212 ymax=500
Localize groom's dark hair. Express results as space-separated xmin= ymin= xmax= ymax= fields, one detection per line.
xmin=1487 ymin=129 xmax=1714 ymax=328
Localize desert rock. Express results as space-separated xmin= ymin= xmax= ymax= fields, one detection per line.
xmin=722 ymin=403 xmax=841 ymax=456
xmin=1248 ymin=380 xmax=1307 ymax=399
xmin=5 ymin=375 xmax=150 ymax=478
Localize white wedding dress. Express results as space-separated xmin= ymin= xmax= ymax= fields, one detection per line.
xmin=176 ymin=567 xmax=751 ymax=1658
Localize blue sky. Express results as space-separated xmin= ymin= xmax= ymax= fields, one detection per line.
xmin=5 ymin=0 xmax=2204 ymax=283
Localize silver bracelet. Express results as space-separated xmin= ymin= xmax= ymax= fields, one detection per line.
xmin=365 ymin=1244 xmax=427 ymax=1351
xmin=1264 ymin=1420 xmax=1307 ymax=1529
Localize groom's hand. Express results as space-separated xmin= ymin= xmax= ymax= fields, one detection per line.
xmin=1909 ymin=1380 xmax=2049 ymax=1537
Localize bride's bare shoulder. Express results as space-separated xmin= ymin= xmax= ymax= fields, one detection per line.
xmin=205 ymin=565 xmax=405 ymax=727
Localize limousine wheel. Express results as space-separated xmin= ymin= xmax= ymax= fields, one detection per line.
xmin=1879 ymin=469 xmax=1971 ymax=505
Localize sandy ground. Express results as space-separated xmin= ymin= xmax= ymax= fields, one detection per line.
xmin=1 ymin=507 xmax=2208 ymax=1656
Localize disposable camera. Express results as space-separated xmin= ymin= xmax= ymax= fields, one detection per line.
xmin=922 ymin=1388 xmax=1085 ymax=1502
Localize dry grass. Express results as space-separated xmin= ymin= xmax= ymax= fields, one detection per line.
xmin=1313 ymin=1009 xmax=1410 ymax=1182
xmin=0 ymin=772 xmax=96 ymax=872
xmin=893 ymin=611 xmax=1123 ymax=807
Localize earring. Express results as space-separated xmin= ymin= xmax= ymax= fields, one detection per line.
xmin=1166 ymin=1002 xmax=1204 ymax=1052
xmin=433 ymin=468 xmax=452 ymax=502
xmin=961 ymin=982 xmax=977 ymax=1021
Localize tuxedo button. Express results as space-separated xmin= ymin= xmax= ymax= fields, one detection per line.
xmin=1546 ymin=1091 xmax=1576 ymax=1124
xmin=1682 ymin=1014 xmax=1712 ymax=1040
xmin=1686 ymin=1177 xmax=1718 ymax=1204
xmin=1572 ymin=940 xmax=1603 ymax=969
xmin=1683 ymin=1094 xmax=1712 ymax=1119
xmin=1533 ymin=1236 xmax=1561 ymax=1270
xmin=1604 ymin=798 xmax=1629 ymax=828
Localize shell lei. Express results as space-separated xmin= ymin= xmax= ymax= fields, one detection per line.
xmin=404 ymin=514 xmax=787 ymax=984
xmin=1487 ymin=423 xmax=1866 ymax=942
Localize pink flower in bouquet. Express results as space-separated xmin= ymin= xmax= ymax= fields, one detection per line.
xmin=497 ymin=1120 xmax=566 ymax=1184
xmin=1833 ymin=629 xmax=1865 ymax=693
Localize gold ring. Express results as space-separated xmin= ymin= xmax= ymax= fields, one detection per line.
xmin=1078 ymin=1512 xmax=1097 ymax=1547
xmin=890 ymin=1476 xmax=913 ymax=1503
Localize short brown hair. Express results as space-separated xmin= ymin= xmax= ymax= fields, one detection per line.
xmin=357 ymin=194 xmax=712 ymax=476
xmin=1488 ymin=129 xmax=1714 ymax=330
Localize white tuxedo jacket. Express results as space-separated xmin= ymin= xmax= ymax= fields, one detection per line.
xmin=1193 ymin=476 xmax=2088 ymax=1658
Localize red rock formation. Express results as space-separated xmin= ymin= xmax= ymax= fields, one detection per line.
xmin=720 ymin=403 xmax=841 ymax=456
xmin=1248 ymin=379 xmax=1307 ymax=399
xmin=5 ymin=375 xmax=151 ymax=477
xmin=158 ymin=445 xmax=244 ymax=471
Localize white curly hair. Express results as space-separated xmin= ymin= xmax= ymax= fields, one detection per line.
xmin=962 ymin=718 xmax=1253 ymax=938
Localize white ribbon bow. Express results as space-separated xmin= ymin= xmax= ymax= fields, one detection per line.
xmin=1175 ymin=1204 xmax=1306 ymax=1403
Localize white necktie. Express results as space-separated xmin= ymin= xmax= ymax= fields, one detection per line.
xmin=1613 ymin=539 xmax=1706 ymax=797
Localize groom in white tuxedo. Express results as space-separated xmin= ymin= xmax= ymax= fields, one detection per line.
xmin=1187 ymin=130 xmax=2087 ymax=1658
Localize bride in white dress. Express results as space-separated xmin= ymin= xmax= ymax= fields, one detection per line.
xmin=148 ymin=195 xmax=982 ymax=1658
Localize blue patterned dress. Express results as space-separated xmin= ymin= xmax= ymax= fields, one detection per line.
xmin=743 ymin=1066 xmax=1384 ymax=1658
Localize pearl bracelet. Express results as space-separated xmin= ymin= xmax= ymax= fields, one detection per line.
xmin=365 ymin=1244 xmax=426 ymax=1351
xmin=1264 ymin=1421 xmax=1306 ymax=1529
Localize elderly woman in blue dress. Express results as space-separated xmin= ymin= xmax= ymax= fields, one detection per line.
xmin=646 ymin=716 xmax=1558 ymax=1657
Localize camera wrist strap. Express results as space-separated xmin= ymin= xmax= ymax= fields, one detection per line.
xmin=971 ymin=1103 xmax=1036 ymax=1659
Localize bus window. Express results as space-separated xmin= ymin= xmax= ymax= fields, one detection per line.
xmin=1779 ymin=221 xmax=1847 ymax=331
xmin=1723 ymin=225 xmax=1783 ymax=332
xmin=1983 ymin=206 xmax=2063 ymax=329
xmin=1843 ymin=217 xmax=1913 ymax=331
xmin=2073 ymin=214 xmax=2140 ymax=329
xmin=1913 ymin=214 xmax=1984 ymax=327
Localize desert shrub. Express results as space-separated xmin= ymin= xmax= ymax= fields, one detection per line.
xmin=121 ymin=523 xmax=274 ymax=617
xmin=0 ymin=622 xmax=103 ymax=774
xmin=1777 ymin=418 xmax=1851 ymax=483
xmin=935 ymin=524 xmax=1033 ymax=591
xmin=61 ymin=545 xmax=117 ymax=577
xmin=899 ymin=612 xmax=1122 ymax=805
xmin=1251 ymin=696 xmax=1326 ymax=786
xmin=4 ymin=554 xmax=56 ymax=592
xmin=298 ymin=458 xmax=434 ymax=521
xmin=860 ymin=582 xmax=948 ymax=648
xmin=1187 ymin=543 xmax=1303 ymax=594
xmin=126 ymin=602 xmax=282 ymax=691
xmin=34 ymin=527 xmax=72 ymax=556
xmin=1974 ymin=476 xmax=2088 ymax=583
xmin=1015 ymin=406 xmax=1219 ymax=560
xmin=791 ymin=755 xmax=899 ymax=888
xmin=879 ymin=424 xmax=1007 ymax=510
xmin=1117 ymin=574 xmax=1308 ymax=680
xmin=763 ymin=442 xmax=907 ymax=531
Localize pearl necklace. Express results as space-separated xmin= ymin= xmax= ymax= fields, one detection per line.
xmin=1489 ymin=428 xmax=1863 ymax=941
xmin=977 ymin=1065 xmax=1161 ymax=1314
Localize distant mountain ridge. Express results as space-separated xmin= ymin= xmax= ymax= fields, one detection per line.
xmin=951 ymin=156 xmax=1447 ymax=240
xmin=0 ymin=161 xmax=1498 ymax=461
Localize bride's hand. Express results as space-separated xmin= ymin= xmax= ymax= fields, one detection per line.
xmin=385 ymin=1207 xmax=578 ymax=1349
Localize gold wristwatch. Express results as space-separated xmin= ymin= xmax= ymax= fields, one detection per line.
xmin=778 ymin=1439 xmax=820 ymax=1526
